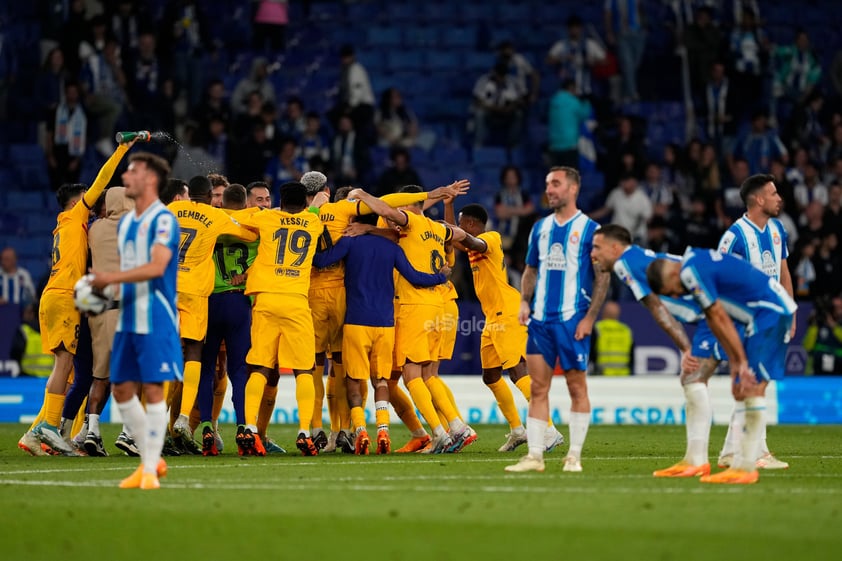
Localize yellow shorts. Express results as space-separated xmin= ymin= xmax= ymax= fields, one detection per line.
xmin=39 ymin=290 xmax=80 ymax=354
xmin=246 ymin=293 xmax=315 ymax=371
xmin=177 ymin=292 xmax=208 ymax=342
xmin=342 ymin=324 xmax=395 ymax=381
xmin=309 ymin=286 xmax=345 ymax=355
xmin=439 ymin=299 xmax=458 ymax=360
xmin=395 ymin=303 xmax=442 ymax=367
xmin=480 ymin=315 xmax=528 ymax=370
xmin=88 ymin=308 xmax=119 ymax=379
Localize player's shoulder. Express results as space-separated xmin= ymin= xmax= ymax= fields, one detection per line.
xmin=479 ymin=230 xmax=500 ymax=244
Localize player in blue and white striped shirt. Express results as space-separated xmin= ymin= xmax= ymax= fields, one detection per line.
xmin=505 ymin=167 xmax=610 ymax=474
xmin=91 ymin=152 xmax=182 ymax=490
xmin=647 ymin=249 xmax=797 ymax=484
xmin=717 ymin=173 xmax=794 ymax=470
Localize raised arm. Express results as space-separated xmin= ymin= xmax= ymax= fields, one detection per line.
xmin=348 ymin=188 xmax=408 ymax=227
xmin=81 ymin=143 xmax=130 ymax=209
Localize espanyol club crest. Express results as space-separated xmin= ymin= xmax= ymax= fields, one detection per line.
xmin=570 ymin=231 xmax=580 ymax=245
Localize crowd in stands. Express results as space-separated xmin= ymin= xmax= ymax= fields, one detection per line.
xmin=1 ymin=0 xmax=841 ymax=311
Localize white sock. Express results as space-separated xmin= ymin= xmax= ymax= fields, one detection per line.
xmin=739 ymin=397 xmax=765 ymax=471
xmin=411 ymin=427 xmax=428 ymax=438
xmin=59 ymin=417 xmax=70 ymax=436
xmin=759 ymin=419 xmax=770 ymax=456
xmin=375 ymin=401 xmax=389 ymax=432
xmin=720 ymin=401 xmax=745 ymax=459
xmin=143 ymin=401 xmax=167 ymax=475
xmin=433 ymin=425 xmax=447 ymax=438
xmin=246 ymin=423 xmax=258 ymax=433
xmin=567 ymin=411 xmax=590 ymax=459
xmin=121 ymin=423 xmax=131 ymax=437
xmin=683 ymin=383 xmax=711 ymax=465
xmin=74 ymin=419 xmax=88 ymax=441
xmin=117 ymin=396 xmax=148 ymax=458
xmin=449 ymin=417 xmax=466 ymax=433
xmin=512 ymin=425 xmax=526 ymax=436
xmin=88 ymin=414 xmax=100 ymax=437
xmin=526 ymin=416 xmax=546 ymax=459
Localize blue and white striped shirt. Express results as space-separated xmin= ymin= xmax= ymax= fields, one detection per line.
xmin=718 ymin=215 xmax=788 ymax=282
xmin=525 ymin=211 xmax=599 ymax=322
xmin=1 ymin=266 xmax=36 ymax=306
xmin=116 ymin=200 xmax=180 ymax=335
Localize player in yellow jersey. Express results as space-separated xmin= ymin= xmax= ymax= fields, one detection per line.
xmin=167 ymin=175 xmax=258 ymax=452
xmin=446 ymin=201 xmax=565 ymax=452
xmin=21 ymin=142 xmax=133 ymax=456
xmin=237 ymin=181 xmax=329 ymax=456
xmin=349 ymin=185 xmax=478 ymax=453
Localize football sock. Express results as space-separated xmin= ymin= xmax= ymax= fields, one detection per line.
xmin=435 ymin=405 xmax=449 ymax=431
xmin=178 ymin=361 xmax=201 ymax=417
xmin=117 ymin=396 xmax=147 ymax=458
xmin=568 ymin=411 xmax=591 ymax=459
xmin=721 ymin=401 xmax=746 ymax=460
xmin=388 ymin=381 xmax=425 ymax=435
xmin=526 ymin=416 xmax=546 ymax=458
xmin=375 ymin=401 xmax=389 ymax=431
xmin=212 ymin=374 xmax=228 ymax=424
xmin=88 ymin=414 xmax=101 ymax=437
xmin=244 ymin=374 xmax=267 ymax=427
xmin=312 ymin=372 xmax=325 ymax=430
xmin=425 ymin=376 xmax=461 ymax=425
xmin=71 ymin=396 xmax=87 ymax=436
xmin=333 ymin=362 xmax=351 ymax=428
xmin=257 ymin=383 xmax=278 ymax=437
xmin=44 ymin=391 xmax=65 ymax=427
xmin=441 ymin=379 xmax=462 ymax=421
xmin=515 ymin=375 xmax=531 ymax=401
xmin=760 ymin=421 xmax=770 ymax=456
xmin=28 ymin=394 xmax=47 ymax=431
xmin=326 ymin=373 xmax=338 ymax=431
xmin=295 ymin=373 xmax=315 ymax=433
xmin=487 ymin=379 xmax=522 ymax=429
xmin=351 ymin=406 xmax=366 ymax=431
xmin=75 ymin=418 xmax=88 ymax=442
xmin=683 ymin=382 xmax=711 ymax=465
xmin=406 ymin=377 xmax=441 ymax=431
xmin=739 ymin=397 xmax=765 ymax=471
xmin=144 ymin=401 xmax=167 ymax=475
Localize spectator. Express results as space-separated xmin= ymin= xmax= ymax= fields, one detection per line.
xmin=546 ymin=15 xmax=606 ymax=97
xmin=35 ymin=48 xmax=68 ymax=127
xmin=591 ymin=174 xmax=653 ymax=243
xmin=299 ymin=111 xmax=330 ymax=164
xmin=731 ymin=111 xmax=788 ymax=175
xmin=683 ymin=6 xmax=723 ymax=97
xmin=794 ymin=161 xmax=829 ymax=214
xmin=728 ymin=7 xmax=769 ymax=121
xmin=811 ymin=232 xmax=842 ymax=299
xmin=792 ymin=238 xmax=818 ymax=299
xmin=59 ymin=0 xmax=90 ymax=75
xmin=232 ymin=90 xmax=265 ymax=141
xmin=803 ymin=296 xmax=842 ymax=375
xmin=601 ymin=115 xmax=646 ymax=190
xmin=258 ymin=101 xmax=281 ymax=144
xmin=375 ymin=88 xmax=419 ymax=149
xmin=660 ymin=143 xmax=691 ymax=202
xmin=204 ymin=114 xmax=229 ymax=174
xmin=45 ymin=81 xmax=86 ymax=187
xmin=494 ymin=165 xmax=535 ymax=255
xmin=547 ymin=79 xmax=591 ymax=168
xmin=171 ymin=121 xmax=220 ymax=179
xmin=682 ymin=195 xmax=720 ymax=248
xmin=80 ymin=37 xmax=127 ymax=156
xmin=0 ymin=247 xmax=37 ymax=307
xmin=645 ymin=215 xmax=679 ymax=254
xmin=822 ymin=183 xmax=842 ymax=242
xmin=604 ymin=0 xmax=646 ymax=102
xmin=770 ymin=157 xmax=798 ymax=216
xmin=789 ymin=91 xmax=827 ymax=164
xmin=592 ymin=301 xmax=633 ymax=376
xmin=472 ymin=62 xmax=523 ymax=148
xmin=375 ymin=147 xmax=421 ymax=197
xmin=800 ymin=200 xmax=826 ymax=245
xmin=107 ymin=0 xmax=150 ymax=67
xmin=230 ymin=121 xmax=274 ymax=185
xmin=641 ymin=162 xmax=678 ymax=221
xmin=15 ymin=304 xmax=54 ymax=378
xmin=264 ymin=137 xmax=305 ymax=201
xmin=278 ymin=95 xmax=305 ymax=140
xmin=330 ymin=44 xmax=375 ymax=140
xmin=330 ymin=114 xmax=370 ymax=186
xmin=700 ymin=61 xmax=736 ymax=154
xmin=252 ymin=0 xmax=289 ymax=53
xmin=825 ymin=125 xmax=842 ymax=168
xmin=192 ymin=79 xmax=232 ymax=140
xmin=772 ymin=30 xmax=822 ymax=111
xmin=125 ymin=31 xmax=174 ymax=133
xmin=161 ymin=0 xmax=211 ymax=110
xmin=230 ymin=57 xmax=277 ymax=115
xmin=497 ymin=40 xmax=540 ymax=105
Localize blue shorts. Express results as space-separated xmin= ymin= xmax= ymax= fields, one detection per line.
xmin=746 ymin=314 xmax=791 ymax=382
xmin=690 ymin=320 xmax=745 ymax=362
xmin=111 ymin=331 xmax=184 ymax=385
xmin=526 ymin=314 xmax=590 ymax=372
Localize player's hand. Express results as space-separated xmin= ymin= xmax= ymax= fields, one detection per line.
xmin=347 ymin=188 xmax=367 ymax=201
xmin=343 ymin=223 xmax=373 ymax=237
xmin=574 ymin=315 xmax=595 ymax=341
xmin=737 ymin=363 xmax=760 ymax=395
xmin=788 ymin=315 xmax=797 ymax=341
xmin=680 ymin=350 xmax=700 ymax=374
xmin=439 ymin=264 xmax=452 ymax=278
xmin=518 ymin=300 xmax=531 ymax=326
xmin=429 ymin=179 xmax=470 ymax=201
xmin=89 ymin=270 xmax=114 ymax=290
xmin=230 ymin=273 xmax=247 ymax=286
xmin=311 ymin=191 xmax=329 ymax=208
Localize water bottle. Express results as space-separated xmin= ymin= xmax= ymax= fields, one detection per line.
xmin=115 ymin=131 xmax=152 ymax=144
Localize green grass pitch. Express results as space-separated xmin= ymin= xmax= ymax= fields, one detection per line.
xmin=1 ymin=424 xmax=840 ymax=561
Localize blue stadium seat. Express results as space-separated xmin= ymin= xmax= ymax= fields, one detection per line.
xmin=386 ymin=4 xmax=421 ymax=22
xmin=425 ymin=50 xmax=462 ymax=72
xmin=307 ymin=2 xmax=342 ymax=21
xmin=25 ymin=213 xmax=56 ymax=236
xmin=6 ymin=190 xmax=44 ymax=211
xmin=0 ymin=213 xmax=23 ymax=236
xmin=438 ymin=26 xmax=478 ymax=49
xmin=433 ymin=145 xmax=469 ymax=167
xmin=385 ymin=51 xmax=424 ymax=72
xmin=495 ymin=4 xmax=532 ymax=23
xmin=464 ymin=51 xmax=494 ymax=73
xmin=14 ymin=235 xmax=52 ymax=259
xmin=346 ymin=2 xmax=380 ymax=23
xmin=454 ymin=3 xmax=490 ymax=23
xmin=9 ymin=143 xmax=45 ymax=165
xmin=366 ymin=26 xmax=402 ymax=47
xmin=472 ymin=146 xmax=508 ymax=167
xmin=403 ymin=27 xmax=440 ymax=47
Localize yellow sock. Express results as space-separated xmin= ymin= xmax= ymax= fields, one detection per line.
xmin=326 ymin=374 xmax=339 ymax=431
xmin=244 ymin=374 xmax=267 ymax=427
xmin=515 ymin=375 xmax=531 ymax=401
xmin=258 ymin=384 xmax=278 ymax=436
xmin=71 ymin=396 xmax=87 ymax=437
xmin=388 ymin=381 xmax=423 ymax=433
xmin=436 ymin=406 xmax=449 ymax=432
xmin=179 ymin=361 xmax=202 ymax=417
xmin=441 ymin=378 xmax=462 ymax=421
xmin=212 ymin=374 xmax=228 ymax=422
xmin=333 ymin=362 xmax=351 ymax=428
xmin=375 ymin=406 xmax=390 ymax=431
xmin=488 ymin=379 xmax=522 ymax=429
xmin=350 ymin=406 xmax=366 ymax=431
xmin=406 ymin=377 xmax=441 ymax=431
xmin=28 ymin=390 xmax=48 ymax=431
xmin=425 ymin=377 xmax=460 ymax=424
xmin=44 ymin=392 xmax=65 ymax=427
xmin=312 ymin=372 xmax=324 ymax=430
xmin=295 ymin=373 xmax=315 ymax=433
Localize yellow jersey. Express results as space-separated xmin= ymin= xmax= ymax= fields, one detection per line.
xmin=168 ymin=200 xmax=258 ymax=297
xmin=238 ymin=208 xmax=325 ymax=296
xmin=439 ymin=243 xmax=458 ymax=301
xmin=395 ymin=210 xmax=451 ymax=306
xmin=47 ymin=144 xmax=129 ymax=293
xmin=467 ymin=230 xmax=520 ymax=319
